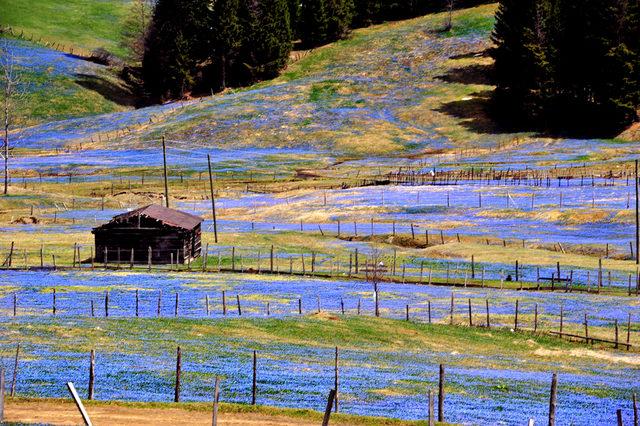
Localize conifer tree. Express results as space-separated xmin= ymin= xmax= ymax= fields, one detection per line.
xmin=300 ymin=0 xmax=329 ymax=47
xmin=210 ymin=0 xmax=242 ymax=90
xmin=288 ymin=0 xmax=301 ymax=40
xmin=492 ymin=0 xmax=640 ymax=133
xmin=326 ymin=0 xmax=355 ymax=41
xmin=352 ymin=0 xmax=381 ymax=27
xmin=142 ymin=0 xmax=210 ymax=100
xmin=236 ymin=0 xmax=292 ymax=82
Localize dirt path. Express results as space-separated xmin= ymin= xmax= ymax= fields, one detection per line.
xmin=3 ymin=400 xmax=321 ymax=426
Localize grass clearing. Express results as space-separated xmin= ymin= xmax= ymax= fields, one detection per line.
xmin=0 ymin=0 xmax=132 ymax=57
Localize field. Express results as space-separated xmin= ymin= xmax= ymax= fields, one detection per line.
xmin=1 ymin=1 xmax=640 ymax=425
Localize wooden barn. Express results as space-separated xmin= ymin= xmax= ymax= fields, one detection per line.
xmin=92 ymin=204 xmax=203 ymax=264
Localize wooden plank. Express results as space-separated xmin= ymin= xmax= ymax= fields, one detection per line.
xmin=66 ymin=382 xmax=93 ymax=426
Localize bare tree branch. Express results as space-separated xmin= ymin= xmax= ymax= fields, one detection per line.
xmin=1 ymin=39 xmax=22 ymax=195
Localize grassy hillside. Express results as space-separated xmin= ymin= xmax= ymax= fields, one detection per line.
xmin=1 ymin=38 xmax=134 ymax=127
xmin=0 ymin=0 xmax=132 ymax=57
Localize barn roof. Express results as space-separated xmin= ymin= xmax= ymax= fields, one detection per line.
xmin=108 ymin=204 xmax=203 ymax=230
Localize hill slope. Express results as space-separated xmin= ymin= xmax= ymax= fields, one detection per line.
xmin=0 ymin=0 xmax=131 ymax=57
xmin=13 ymin=5 xmax=498 ymax=155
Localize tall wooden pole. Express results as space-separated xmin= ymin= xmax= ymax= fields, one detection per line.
xmin=174 ymin=346 xmax=181 ymax=402
xmin=207 ymin=154 xmax=218 ymax=243
xmin=162 ymin=136 xmax=169 ymax=208
xmin=212 ymin=377 xmax=220 ymax=426
xmin=88 ymin=349 xmax=95 ymax=400
xmin=251 ymin=350 xmax=257 ymax=405
xmin=548 ymin=372 xmax=558 ymax=426
xmin=438 ymin=364 xmax=445 ymax=422
xmin=635 ymin=160 xmax=639 ymax=265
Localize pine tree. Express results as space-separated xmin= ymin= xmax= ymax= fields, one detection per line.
xmin=300 ymin=0 xmax=329 ymax=47
xmin=236 ymin=0 xmax=292 ymax=83
xmin=210 ymin=0 xmax=242 ymax=90
xmin=142 ymin=0 xmax=210 ymax=100
xmin=352 ymin=0 xmax=381 ymax=27
xmin=254 ymin=0 xmax=292 ymax=79
xmin=326 ymin=0 xmax=355 ymax=41
xmin=288 ymin=0 xmax=301 ymax=40
xmin=490 ymin=0 xmax=541 ymax=121
xmin=492 ymin=0 xmax=640 ymax=134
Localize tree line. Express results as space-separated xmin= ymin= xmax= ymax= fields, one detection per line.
xmin=141 ymin=0 xmax=477 ymax=101
xmin=491 ymin=0 xmax=640 ymax=135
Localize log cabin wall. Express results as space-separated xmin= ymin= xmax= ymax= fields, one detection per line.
xmin=93 ymin=208 xmax=202 ymax=264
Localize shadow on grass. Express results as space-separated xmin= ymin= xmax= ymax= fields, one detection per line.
xmin=435 ymin=61 xmax=632 ymax=138
xmin=74 ymin=73 xmax=136 ymax=107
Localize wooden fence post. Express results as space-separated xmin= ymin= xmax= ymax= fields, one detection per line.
xmin=222 ymin=291 xmax=227 ymax=315
xmin=237 ymin=294 xmax=242 ymax=316
xmin=53 ymin=289 xmax=57 ymax=315
xmin=322 ymin=389 xmax=337 ymax=426
xmin=514 ymin=300 xmax=519 ymax=331
xmin=629 ymin=314 xmax=633 ymax=351
xmin=66 ymin=382 xmax=93 ymax=426
xmin=157 ymin=291 xmax=162 ymax=317
xmin=428 ymin=388 xmax=435 ymax=426
xmin=270 ymin=245 xmax=274 ymax=272
xmin=549 ymin=373 xmax=558 ymax=426
xmin=468 ymin=299 xmax=473 ymax=326
xmin=104 ymin=291 xmax=109 ymax=317
xmin=633 ymin=392 xmax=638 ymax=426
xmin=88 ymin=349 xmax=95 ymax=400
xmin=252 ymin=350 xmax=257 ymax=405
xmin=10 ymin=343 xmax=19 ymax=396
xmin=584 ymin=314 xmax=589 ymax=342
xmin=485 ymin=299 xmax=490 ymax=328
xmin=534 ymin=303 xmax=538 ymax=332
xmin=212 ymin=377 xmax=220 ymax=426
xmin=449 ymin=293 xmax=454 ymax=325
xmin=471 ymin=255 xmax=475 ymax=279
xmin=174 ymin=347 xmax=181 ymax=402
xmin=354 ymin=249 xmax=359 ymax=274
xmin=438 ymin=364 xmax=445 ymax=422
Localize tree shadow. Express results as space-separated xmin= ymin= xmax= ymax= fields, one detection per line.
xmin=434 ymin=59 xmax=518 ymax=134
xmin=74 ymin=73 xmax=136 ymax=107
xmin=436 ymin=63 xmax=494 ymax=86
xmin=435 ymin=89 xmax=519 ymax=134
xmin=433 ymin=60 xmax=628 ymax=138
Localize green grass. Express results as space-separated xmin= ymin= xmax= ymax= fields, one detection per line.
xmin=444 ymin=8 xmax=496 ymax=38
xmin=1 ymin=314 xmax=596 ymax=361
xmin=7 ymin=70 xmax=132 ymax=127
xmin=0 ymin=0 xmax=132 ymax=57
